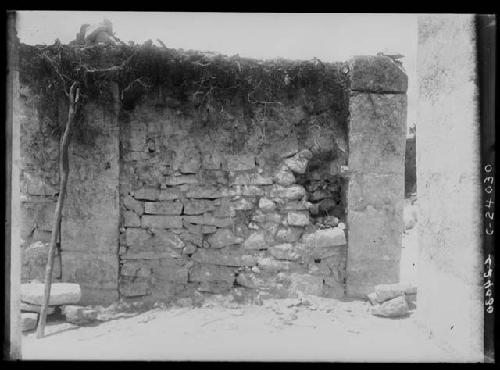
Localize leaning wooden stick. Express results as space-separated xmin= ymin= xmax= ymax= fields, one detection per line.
xmin=36 ymin=82 xmax=80 ymax=339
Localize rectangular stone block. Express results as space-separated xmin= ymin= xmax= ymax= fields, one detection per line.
xmin=61 ymin=252 xmax=119 ymax=291
xmin=349 ymin=55 xmax=408 ymax=93
xmin=144 ymin=201 xmax=183 ymax=215
xmin=141 ymin=215 xmax=183 ymax=229
xmin=123 ymin=210 xmax=141 ymax=227
xmin=21 ymin=283 xmax=81 ymax=305
xmin=231 ymin=172 xmax=273 ymax=185
xmin=189 ymin=264 xmax=236 ymax=283
xmin=348 ymin=93 xmax=407 ymax=174
xmin=164 ymin=175 xmax=199 ymax=186
xmin=185 ymin=187 xmax=226 ymax=199
xmin=159 ymin=188 xmax=182 ymax=200
xmin=183 ymin=199 xmax=217 ymax=215
xmin=349 ymin=172 xmax=404 ymax=211
xmin=191 ymin=248 xmax=257 ymax=267
xmin=132 ymin=187 xmax=160 ymax=201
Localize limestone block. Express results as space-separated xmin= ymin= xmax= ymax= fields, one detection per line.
xmin=269 ymin=184 xmax=306 ymax=200
xmin=20 ymin=302 xmax=55 ymax=314
xmin=22 ymin=313 xmax=38 ymax=332
xmin=282 ymin=200 xmax=310 ymax=211
xmin=123 ymin=211 xmax=141 ymax=227
xmin=185 ymin=187 xmax=226 ymax=199
xmin=183 ymin=199 xmax=216 ymax=215
xmin=164 ymin=175 xmax=199 ymax=186
xmin=287 ymin=212 xmax=310 ymax=227
xmin=207 ymin=229 xmax=244 ymax=248
xmin=274 ymin=168 xmax=296 ymax=186
xmin=348 ymin=93 xmax=407 ymax=175
xmin=275 ymin=227 xmax=303 ymax=243
xmin=240 ymin=185 xmax=264 ymax=196
xmin=153 ymin=262 xmax=189 ymax=283
xmin=226 ymin=154 xmax=255 ymax=171
xmin=371 ymin=296 xmax=409 ymax=317
xmin=21 ymin=283 xmax=81 ymax=305
xmin=132 ymin=187 xmax=160 ymax=201
xmin=259 ymin=198 xmax=276 ymax=212
xmin=302 ymin=228 xmax=346 ymax=248
xmin=269 ymin=244 xmax=301 ymax=261
xmin=182 ymin=243 xmax=197 ymax=255
xmin=178 ymin=231 xmax=203 ymax=247
xmin=144 ymin=201 xmax=183 ymax=215
xmin=256 ymin=257 xmax=299 ymax=273
xmin=252 ymin=210 xmax=281 ymax=224
xmin=120 ymin=261 xmax=153 ymax=278
xmin=182 ymin=214 xmax=233 ymax=228
xmin=119 ymin=277 xmax=149 ymax=297
xmin=123 ymin=195 xmax=144 ymax=215
xmin=374 ymin=282 xmax=417 ymax=302
xmin=232 ymin=172 xmax=273 ymax=185
xmin=350 ymin=55 xmax=408 ymax=93
xmin=202 ymin=151 xmax=223 ymax=170
xmin=22 ymin=241 xmax=61 ymax=282
xmin=141 ymin=215 xmax=183 ymax=229
xmin=244 ymin=231 xmax=268 ymax=250
xmin=231 ymin=198 xmax=255 ymax=211
xmin=62 ymin=305 xmax=99 ymax=325
xmin=61 ymin=253 xmax=118 ymax=291
xmin=24 ymin=173 xmax=58 ymax=196
xmin=189 ymin=264 xmax=236 ymax=283
xmin=284 ymin=150 xmax=313 ymax=174
xmin=153 ymin=229 xmax=185 ymax=249
xmin=191 ymin=248 xmax=257 ymax=267
xmin=273 ymin=136 xmax=299 ymax=158
xmin=158 ymin=188 xmax=182 ymax=201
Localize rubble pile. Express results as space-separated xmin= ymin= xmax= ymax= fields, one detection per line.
xmin=367 ymin=282 xmax=417 ymax=318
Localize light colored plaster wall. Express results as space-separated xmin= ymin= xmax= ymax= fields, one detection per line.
xmin=416 ymin=14 xmax=483 ymax=361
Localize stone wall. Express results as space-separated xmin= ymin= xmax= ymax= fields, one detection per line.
xmin=117 ymin=90 xmax=349 ymax=303
xmin=416 ymin=14 xmax=483 ymax=361
xmin=18 ymin=45 xmax=408 ymax=306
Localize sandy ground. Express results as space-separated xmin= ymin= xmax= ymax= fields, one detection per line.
xmin=22 ymin=201 xmax=452 ymax=362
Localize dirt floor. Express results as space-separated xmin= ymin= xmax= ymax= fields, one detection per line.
xmin=22 ymin=201 xmax=455 ymax=362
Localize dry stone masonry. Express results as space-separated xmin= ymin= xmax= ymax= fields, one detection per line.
xmin=18 ymin=43 xmax=407 ymax=305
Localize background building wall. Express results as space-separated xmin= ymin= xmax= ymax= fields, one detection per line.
xmin=416 ymin=14 xmax=483 ymax=361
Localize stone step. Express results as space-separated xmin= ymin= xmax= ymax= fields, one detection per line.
xmin=21 ymin=283 xmax=81 ymax=306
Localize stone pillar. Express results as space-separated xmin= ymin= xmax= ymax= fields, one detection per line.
xmin=61 ymin=85 xmax=121 ymax=305
xmin=346 ymin=55 xmax=408 ymax=297
xmin=416 ymin=15 xmax=483 ymax=361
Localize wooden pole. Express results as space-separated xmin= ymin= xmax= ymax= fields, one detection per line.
xmin=36 ymin=82 xmax=79 ymax=339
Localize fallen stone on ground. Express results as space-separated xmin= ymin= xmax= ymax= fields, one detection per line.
xmin=371 ymin=296 xmax=409 ymax=318
xmin=21 ymin=301 xmax=56 ymax=314
xmin=22 ymin=312 xmax=38 ymax=332
xmin=21 ymin=283 xmax=81 ymax=306
xmin=374 ymin=282 xmax=417 ymax=302
xmin=62 ymin=305 xmax=99 ymax=325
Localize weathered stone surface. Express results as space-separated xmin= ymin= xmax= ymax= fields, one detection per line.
xmin=20 ymin=302 xmax=55 ymax=314
xmin=123 ymin=195 xmax=144 ymax=215
xmin=207 ymin=229 xmax=243 ymax=248
xmin=183 ymin=199 xmax=216 ymax=215
xmin=284 ymin=150 xmax=313 ymax=174
xmin=236 ymin=272 xmax=272 ymax=289
xmin=189 ymin=264 xmax=236 ymax=283
xmin=21 ymin=283 xmax=81 ymax=305
xmin=120 ymin=261 xmax=153 ymax=278
xmin=153 ymin=261 xmax=189 ymax=283
xmin=244 ymin=231 xmax=268 ymax=250
xmin=182 ymin=243 xmax=197 ymax=255
xmin=22 ymin=313 xmax=38 ymax=331
xmin=154 ymin=229 xmax=185 ymax=249
xmin=22 ymin=241 xmax=61 ymax=282
xmin=24 ymin=173 xmax=58 ymax=196
xmin=202 ymin=225 xmax=217 ymax=234
xmin=141 ymin=215 xmax=183 ymax=229
xmin=240 ymin=185 xmax=264 ymax=196
xmin=119 ymin=277 xmax=149 ymax=297
xmin=185 ymin=187 xmax=226 ymax=199
xmin=374 ymin=282 xmax=417 ymax=302
xmin=371 ymin=296 xmax=409 ymax=317
xmin=274 ymin=167 xmax=296 ymax=186
xmin=275 ymin=227 xmax=303 ymax=243
xmin=132 ymin=187 xmax=160 ymax=201
xmin=232 ymin=172 xmax=273 ymax=185
xmin=269 ymin=184 xmax=306 ymax=200
xmin=257 ymin=257 xmax=298 ymax=272
xmin=123 ymin=210 xmax=141 ymax=227
xmin=289 ymin=273 xmax=323 ymax=296
xmin=350 ymin=55 xmax=408 ymax=93
xmin=62 ymin=305 xmax=99 ymax=325
xmin=164 ymin=175 xmax=199 ymax=186
xmin=269 ymin=244 xmax=301 ymax=261
xmin=191 ymin=248 xmax=257 ymax=267
xmin=231 ymin=198 xmax=255 ymax=211
xmin=252 ymin=210 xmax=281 ymax=224
xmin=159 ymin=188 xmax=182 ymax=200
xmin=183 ymin=214 xmax=233 ymax=228
xmin=202 ymin=151 xmax=223 ymax=170
xmin=302 ymin=228 xmax=346 ymax=248
xmin=287 ymin=212 xmax=310 ymax=226
xmin=274 ymin=136 xmax=299 ymax=158
xmin=259 ymin=197 xmax=276 ymax=212
xmin=178 ymin=231 xmax=202 ymax=247
xmin=144 ymin=201 xmax=183 ymax=215
xmin=226 ymin=154 xmax=255 ymax=171
xmin=283 ymin=200 xmax=310 ymax=211
xmin=125 ymin=228 xmax=150 ymax=247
